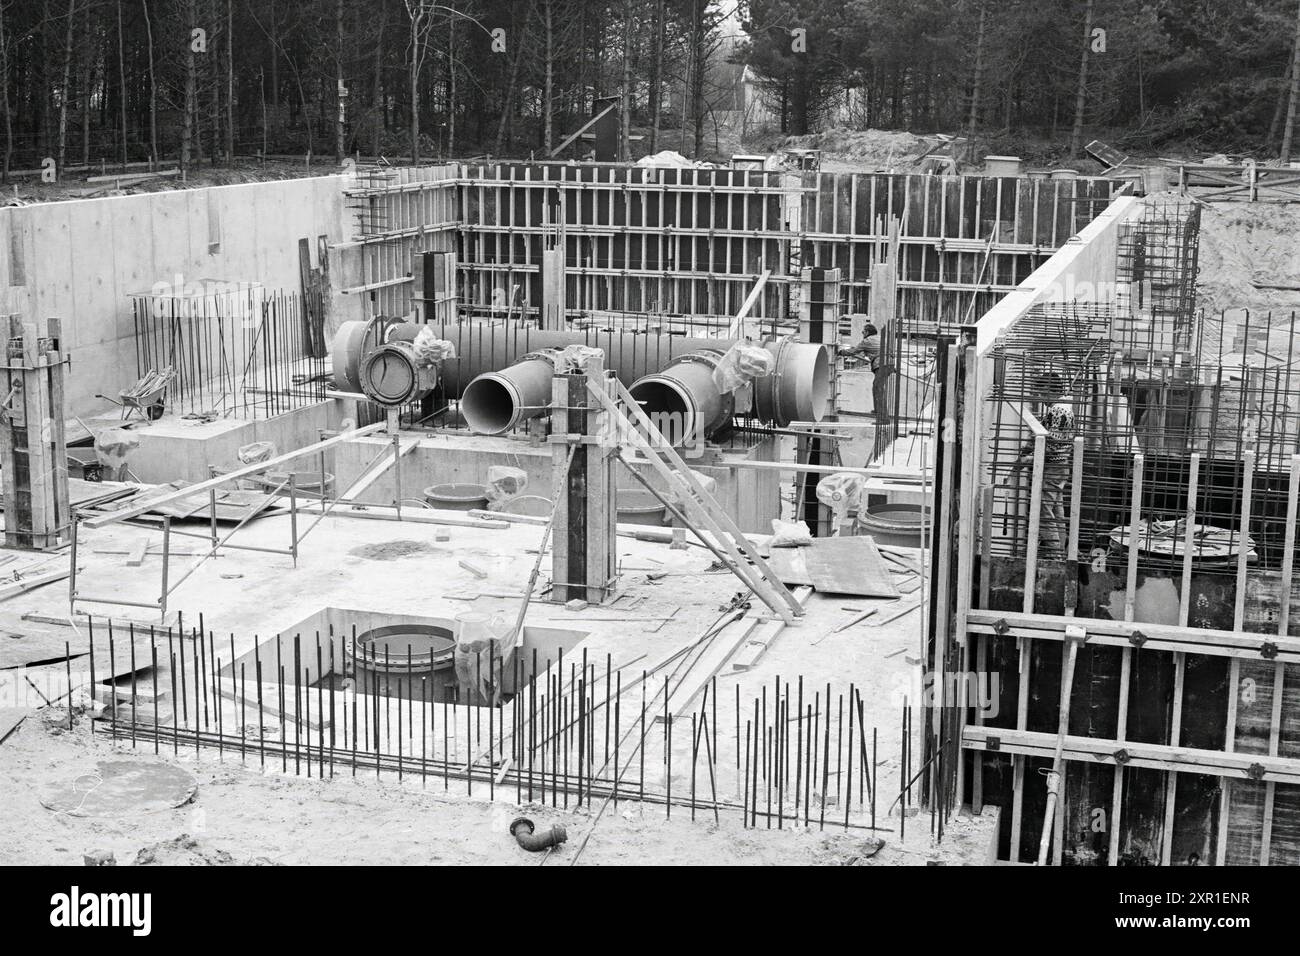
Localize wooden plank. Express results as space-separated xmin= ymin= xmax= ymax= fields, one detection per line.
xmin=0 ymin=568 xmax=71 ymax=602
xmin=800 ymin=536 xmax=899 ymax=597
xmin=1235 ymin=451 xmax=1255 ymax=633
xmin=963 ymin=726 xmax=1300 ymax=783
xmin=1281 ymin=455 xmax=1300 ymax=635
xmin=660 ymin=615 xmax=760 ymax=720
xmin=341 ymin=436 xmax=418 ymax=501
xmin=1023 ymin=433 xmax=1045 ymax=614
xmin=1124 ymin=454 xmax=1144 ymax=623
xmin=965 ymin=608 xmax=1300 ymax=661
xmin=0 ymin=708 xmax=30 ymax=745
xmin=1179 ymin=454 xmax=1200 ymax=627
xmin=592 ymin=379 xmax=799 ymax=622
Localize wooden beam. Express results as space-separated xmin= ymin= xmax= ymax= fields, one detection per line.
xmin=963 ymin=726 xmax=1300 ymax=783
xmin=1023 ymin=433 xmax=1045 ymax=614
xmin=727 ymin=270 xmax=771 ymax=339
xmin=1234 ymin=451 xmax=1255 ymax=633
xmin=1124 ymin=454 xmax=1144 ymax=623
xmin=1280 ymin=455 xmax=1299 ymax=635
xmin=1179 ymin=454 xmax=1200 ymax=628
xmin=965 ymin=608 xmax=1300 ymax=663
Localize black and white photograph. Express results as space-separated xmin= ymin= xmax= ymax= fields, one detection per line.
xmin=0 ymin=0 xmax=1289 ymax=922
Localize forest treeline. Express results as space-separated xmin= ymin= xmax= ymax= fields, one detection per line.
xmin=2 ymin=0 xmax=1299 ymax=179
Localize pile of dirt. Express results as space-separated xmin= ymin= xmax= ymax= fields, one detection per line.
xmin=134 ymin=833 xmax=276 ymax=866
xmin=348 ymin=539 xmax=437 ymax=561
xmin=1196 ymin=201 xmax=1300 ymax=314
xmin=782 ymin=128 xmax=937 ymax=171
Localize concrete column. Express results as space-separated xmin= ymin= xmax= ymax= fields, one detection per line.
xmin=551 ymin=350 xmax=617 ymax=604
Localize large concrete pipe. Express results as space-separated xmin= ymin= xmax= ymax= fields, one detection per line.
xmin=330 ymin=320 xmax=832 ymax=430
xmin=460 ymin=350 xmax=558 ymax=435
xmin=754 ymin=335 xmax=833 ymax=426
xmin=626 ymin=349 xmax=732 ymax=444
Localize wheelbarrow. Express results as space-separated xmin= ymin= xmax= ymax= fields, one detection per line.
xmin=97 ymin=366 xmax=176 ymax=422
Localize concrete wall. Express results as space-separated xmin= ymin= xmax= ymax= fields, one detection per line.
xmin=0 ymin=175 xmax=353 ymax=417
xmin=331 ymin=432 xmax=784 ymax=534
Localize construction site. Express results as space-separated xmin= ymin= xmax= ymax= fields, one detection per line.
xmin=0 ymin=142 xmax=1293 ymax=874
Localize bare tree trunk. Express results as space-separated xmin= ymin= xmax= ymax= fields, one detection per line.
xmin=182 ymin=0 xmax=196 ymax=170
xmin=226 ymin=0 xmax=234 ymax=160
xmin=620 ymin=0 xmax=632 ymax=161
xmin=0 ymin=1 xmax=11 ymax=182
xmin=648 ymin=0 xmax=664 ymax=153
xmin=336 ymin=0 xmax=346 ymax=161
xmin=270 ymin=0 xmax=279 ymax=112
xmin=142 ymin=0 xmax=158 ymax=165
xmin=1282 ymin=0 xmax=1300 ymax=163
xmin=447 ymin=14 xmax=456 ymax=157
xmin=372 ymin=3 xmax=385 ymax=156
xmin=966 ymin=0 xmax=986 ymax=141
xmin=57 ymin=0 xmax=78 ymax=176
xmin=689 ymin=1 xmax=706 ymax=158
xmin=1268 ymin=59 xmax=1292 ymax=150
xmin=543 ymin=0 xmax=555 ymax=154
xmin=117 ymin=0 xmax=128 ymax=169
xmin=495 ymin=3 xmax=527 ymax=156
xmin=80 ymin=10 xmax=91 ymax=168
xmin=408 ymin=2 xmax=422 ymax=163
xmin=1069 ymin=0 xmax=1093 ymax=158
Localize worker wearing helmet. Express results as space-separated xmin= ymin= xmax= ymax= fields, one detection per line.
xmin=1007 ymin=372 xmax=1075 ymax=560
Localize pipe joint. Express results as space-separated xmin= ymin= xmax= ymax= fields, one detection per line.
xmin=510 ymin=817 xmax=568 ymax=852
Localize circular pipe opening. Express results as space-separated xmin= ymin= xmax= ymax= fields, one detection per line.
xmin=628 ymin=378 xmax=697 ymax=446
xmin=808 ymin=346 xmax=831 ymax=421
xmin=461 ymin=374 xmax=520 ymax=435
xmin=346 ymin=623 xmax=456 ymax=674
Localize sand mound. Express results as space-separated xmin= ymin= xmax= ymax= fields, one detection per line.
xmin=1196 ymin=202 xmax=1300 ymax=314
xmin=134 ymin=833 xmax=276 ymax=866
xmin=783 ymin=128 xmax=936 ymax=171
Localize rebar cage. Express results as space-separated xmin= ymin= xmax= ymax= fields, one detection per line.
xmin=130 ymin=287 xmax=326 ymax=421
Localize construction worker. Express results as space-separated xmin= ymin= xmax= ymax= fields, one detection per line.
xmin=1007 ymin=371 xmax=1075 ymax=560
xmin=845 ymin=319 xmax=893 ymax=427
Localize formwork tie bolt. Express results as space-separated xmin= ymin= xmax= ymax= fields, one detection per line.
xmin=1260 ymin=642 xmax=1279 ymax=660
xmin=1129 ymin=630 xmax=1146 ymax=648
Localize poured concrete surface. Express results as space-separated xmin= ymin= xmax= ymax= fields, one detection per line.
xmin=0 ymin=494 xmax=990 ymax=864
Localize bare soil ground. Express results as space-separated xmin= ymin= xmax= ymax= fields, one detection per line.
xmin=0 ymin=712 xmax=993 ymax=866
xmin=4 ymin=158 xmax=345 ymax=206
xmin=1195 ymin=200 xmax=1300 ymax=315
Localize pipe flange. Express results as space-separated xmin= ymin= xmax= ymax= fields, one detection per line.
xmin=521 ymin=348 xmax=561 ymax=367
xmin=672 ymin=348 xmax=726 ymax=371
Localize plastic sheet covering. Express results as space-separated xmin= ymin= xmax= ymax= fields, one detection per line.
xmin=816 ymin=473 xmax=865 ymax=520
xmin=770 ymin=518 xmax=813 ymax=548
xmin=410 ymin=326 xmax=457 ymax=365
xmin=666 ymin=469 xmax=718 ymax=512
xmin=94 ymin=428 xmax=141 ymax=482
xmin=453 ymin=611 xmax=514 ymax=705
xmin=237 ymin=441 xmax=275 ymax=465
xmin=557 ymin=344 xmax=604 ymax=372
xmin=712 ymin=343 xmax=776 ymax=394
xmin=485 ymin=465 xmax=529 ymax=509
